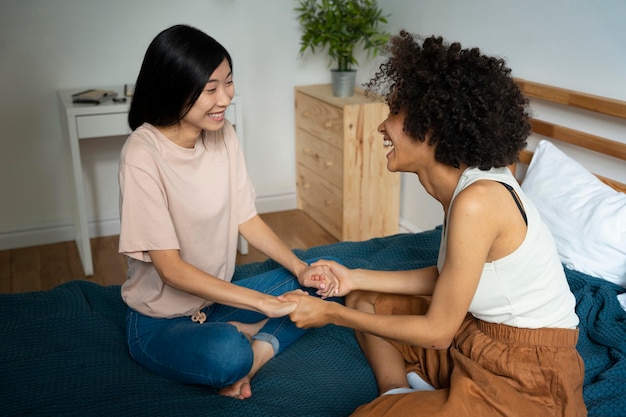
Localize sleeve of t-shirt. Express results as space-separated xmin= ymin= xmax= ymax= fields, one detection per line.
xmin=118 ymin=144 xmax=180 ymax=262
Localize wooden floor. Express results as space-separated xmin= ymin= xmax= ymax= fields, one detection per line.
xmin=0 ymin=210 xmax=337 ymax=294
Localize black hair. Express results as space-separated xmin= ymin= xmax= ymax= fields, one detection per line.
xmin=366 ymin=31 xmax=530 ymax=169
xmin=128 ymin=24 xmax=233 ymax=130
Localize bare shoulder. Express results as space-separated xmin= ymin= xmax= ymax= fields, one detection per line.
xmin=451 ymin=180 xmax=526 ymax=261
xmin=448 ymin=180 xmax=516 ymax=242
xmin=451 ymin=180 xmax=503 ymax=217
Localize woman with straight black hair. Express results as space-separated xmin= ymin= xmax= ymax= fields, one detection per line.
xmin=118 ymin=24 xmax=339 ymax=400
xmin=128 ymin=25 xmax=231 ymax=131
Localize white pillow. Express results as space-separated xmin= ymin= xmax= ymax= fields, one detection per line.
xmin=521 ymin=140 xmax=626 ymax=287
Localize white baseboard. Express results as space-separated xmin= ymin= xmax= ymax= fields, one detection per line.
xmin=0 ymin=192 xmax=300 ymax=251
xmin=0 ymin=218 xmax=122 ymax=251
xmin=398 ymin=217 xmax=423 ymax=234
xmin=0 ymin=222 xmax=73 ymax=251
xmin=255 ymin=191 xmax=298 ymax=214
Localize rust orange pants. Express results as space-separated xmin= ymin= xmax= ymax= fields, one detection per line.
xmin=350 ymin=295 xmax=587 ymax=417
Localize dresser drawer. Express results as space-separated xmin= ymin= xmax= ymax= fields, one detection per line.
xmin=295 ymin=85 xmax=399 ymax=241
xmin=295 ymin=92 xmax=344 ymax=150
xmin=296 ymin=130 xmax=343 ymax=189
xmin=76 ymin=112 xmax=131 ymax=139
xmin=296 ymin=163 xmax=342 ymax=236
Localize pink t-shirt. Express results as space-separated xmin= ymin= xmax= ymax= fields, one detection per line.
xmin=118 ymin=122 xmax=257 ymax=318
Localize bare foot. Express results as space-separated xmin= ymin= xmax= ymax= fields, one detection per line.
xmin=219 ymin=376 xmax=252 ymax=400
xmin=228 ymin=319 xmax=268 ymax=340
xmin=219 ymin=323 xmax=274 ymax=401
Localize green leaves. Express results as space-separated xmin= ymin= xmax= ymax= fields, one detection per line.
xmin=295 ymin=0 xmax=390 ymax=71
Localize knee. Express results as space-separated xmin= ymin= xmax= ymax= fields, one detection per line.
xmin=345 ymin=290 xmax=377 ymax=312
xmin=206 ymin=326 xmax=254 ymax=387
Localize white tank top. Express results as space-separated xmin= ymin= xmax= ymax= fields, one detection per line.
xmin=437 ymin=167 xmax=579 ymax=329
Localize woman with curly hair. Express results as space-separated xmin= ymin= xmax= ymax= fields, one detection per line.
xmin=281 ymin=31 xmax=586 ymax=416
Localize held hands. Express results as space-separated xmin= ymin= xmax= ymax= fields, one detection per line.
xmin=264 ymin=259 xmax=351 ymax=319
xmin=281 ymin=259 xmax=355 ymax=328
xmin=297 ymin=261 xmax=341 ymax=298
xmin=282 ymin=259 xmax=355 ymax=328
xmin=278 ymin=289 xmax=330 ymax=329
xmin=261 ymin=294 xmax=299 ymax=318
xmin=303 ymin=259 xmax=353 ymax=298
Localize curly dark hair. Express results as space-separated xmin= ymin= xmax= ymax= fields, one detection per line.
xmin=365 ymin=31 xmax=530 ymax=169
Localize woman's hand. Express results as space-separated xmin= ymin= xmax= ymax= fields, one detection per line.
xmin=297 ymin=262 xmax=340 ymax=298
xmin=260 ymin=294 xmax=298 ymax=318
xmin=305 ymin=259 xmax=354 ymax=297
xmin=278 ymin=290 xmax=333 ymax=328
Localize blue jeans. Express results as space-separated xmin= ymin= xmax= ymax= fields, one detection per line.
xmin=125 ymin=257 xmax=341 ymax=388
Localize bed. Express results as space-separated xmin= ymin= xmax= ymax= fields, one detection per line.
xmin=1 ymin=81 xmax=625 ymax=417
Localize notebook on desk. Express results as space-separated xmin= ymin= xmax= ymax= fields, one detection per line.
xmin=71 ymin=89 xmax=118 ymax=104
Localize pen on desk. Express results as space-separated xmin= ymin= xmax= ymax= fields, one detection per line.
xmin=71 ymin=89 xmax=94 ymax=97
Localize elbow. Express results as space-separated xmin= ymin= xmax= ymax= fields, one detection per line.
xmin=420 ymin=323 xmax=456 ymax=350
xmin=158 ymin=269 xmax=180 ymax=288
xmin=150 ymin=253 xmax=186 ymax=289
xmin=427 ymin=335 xmax=454 ymax=350
xmin=154 ymin=264 xmax=179 ymax=288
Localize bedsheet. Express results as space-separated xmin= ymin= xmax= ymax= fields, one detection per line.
xmin=1 ymin=227 xmax=625 ymax=416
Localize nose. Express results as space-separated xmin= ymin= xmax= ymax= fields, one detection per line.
xmin=216 ymin=85 xmax=233 ymax=108
xmin=377 ymin=119 xmax=386 ymax=134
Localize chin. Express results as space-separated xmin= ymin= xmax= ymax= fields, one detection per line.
xmin=204 ymin=121 xmax=225 ymax=131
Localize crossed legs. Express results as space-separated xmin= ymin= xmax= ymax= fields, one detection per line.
xmin=346 ymin=291 xmax=412 ymax=395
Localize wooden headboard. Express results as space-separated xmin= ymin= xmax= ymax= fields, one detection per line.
xmin=514 ymin=79 xmax=626 ymax=193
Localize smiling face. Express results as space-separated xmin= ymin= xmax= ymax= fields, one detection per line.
xmin=159 ymin=58 xmax=235 ymax=147
xmin=379 ymin=109 xmax=429 ymax=173
xmin=181 ymin=58 xmax=234 ymax=134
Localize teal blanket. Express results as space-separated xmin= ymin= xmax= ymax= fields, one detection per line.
xmin=566 ymin=269 xmax=626 ymax=416
xmin=1 ymin=227 xmax=624 ymax=416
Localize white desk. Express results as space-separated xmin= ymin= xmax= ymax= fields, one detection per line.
xmin=58 ymin=87 xmax=245 ymax=276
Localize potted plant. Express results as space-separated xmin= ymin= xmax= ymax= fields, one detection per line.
xmin=295 ymin=0 xmax=390 ymax=97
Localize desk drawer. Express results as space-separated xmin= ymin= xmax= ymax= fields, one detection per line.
xmin=76 ymin=112 xmax=131 ymax=139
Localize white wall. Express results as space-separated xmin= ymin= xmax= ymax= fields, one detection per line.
xmin=0 ymin=0 xmax=327 ymax=249
xmin=380 ymin=0 xmax=626 ymax=231
xmin=1 ymin=0 xmax=625 ymax=249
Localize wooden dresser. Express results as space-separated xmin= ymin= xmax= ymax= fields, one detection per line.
xmin=295 ymin=84 xmax=400 ymax=241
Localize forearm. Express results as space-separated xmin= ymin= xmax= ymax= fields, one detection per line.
xmin=351 ymin=265 xmax=438 ymax=296
xmin=150 ymin=249 xmax=272 ymax=314
xmin=239 ymin=215 xmax=308 ymax=276
xmin=325 ymin=301 xmax=449 ymax=349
